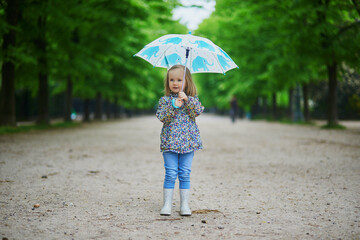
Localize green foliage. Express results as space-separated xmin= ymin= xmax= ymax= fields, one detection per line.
xmin=348 ymin=94 xmax=360 ymax=116
xmin=1 ymin=0 xmax=359 ymax=121
xmin=0 ymin=0 xmax=187 ymax=112
xmin=195 ymin=0 xmax=360 ymax=113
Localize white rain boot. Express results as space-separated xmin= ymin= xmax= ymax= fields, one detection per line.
xmin=160 ymin=188 xmax=174 ymax=216
xmin=180 ymin=189 xmax=192 ymax=216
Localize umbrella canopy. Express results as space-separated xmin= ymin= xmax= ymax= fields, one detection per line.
xmin=134 ymin=33 xmax=238 ymax=75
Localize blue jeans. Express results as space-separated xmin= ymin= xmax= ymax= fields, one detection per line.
xmin=163 ymin=151 xmax=194 ymax=189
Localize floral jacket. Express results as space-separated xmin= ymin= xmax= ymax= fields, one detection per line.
xmin=156 ymin=94 xmax=204 ymax=154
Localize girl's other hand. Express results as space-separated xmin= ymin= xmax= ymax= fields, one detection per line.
xmin=178 ymin=92 xmax=188 ymax=102
xmin=175 ymin=98 xmax=183 ymax=107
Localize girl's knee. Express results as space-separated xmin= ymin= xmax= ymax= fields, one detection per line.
xmin=165 ymin=169 xmax=178 ymax=180
xmin=178 ymin=171 xmax=191 ymax=181
xmin=179 ymin=172 xmax=191 ymax=189
xmin=165 ymin=167 xmax=178 ymax=175
xmin=178 ymin=167 xmax=191 ymax=176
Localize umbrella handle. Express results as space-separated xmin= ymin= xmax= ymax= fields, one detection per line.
xmin=181 ymin=48 xmax=190 ymax=92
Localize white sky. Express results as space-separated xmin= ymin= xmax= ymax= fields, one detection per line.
xmin=172 ymin=0 xmax=216 ymax=31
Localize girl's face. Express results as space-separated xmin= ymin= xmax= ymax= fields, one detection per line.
xmin=168 ymin=68 xmax=185 ymax=94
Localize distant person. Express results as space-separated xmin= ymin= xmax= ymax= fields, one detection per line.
xmin=156 ymin=65 xmax=204 ymax=216
xmin=230 ymin=96 xmax=238 ymax=123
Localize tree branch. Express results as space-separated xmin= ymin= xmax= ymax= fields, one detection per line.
xmin=351 ymin=0 xmax=360 ymax=17
xmin=337 ymin=19 xmax=360 ymax=37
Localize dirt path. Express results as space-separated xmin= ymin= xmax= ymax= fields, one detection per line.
xmin=0 ymin=115 xmax=359 ymax=239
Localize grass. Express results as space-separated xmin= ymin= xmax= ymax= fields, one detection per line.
xmin=0 ymin=121 xmax=81 ymax=135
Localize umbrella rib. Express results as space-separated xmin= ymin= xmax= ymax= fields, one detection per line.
xmin=153 ymin=44 xmax=175 ymax=67
xmin=188 ymin=48 xmax=193 ymax=72
xmin=213 ymin=53 xmax=225 ymax=74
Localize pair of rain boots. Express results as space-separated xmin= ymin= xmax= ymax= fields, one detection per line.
xmin=160 ymin=189 xmax=191 ymax=216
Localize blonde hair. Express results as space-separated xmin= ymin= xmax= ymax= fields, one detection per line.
xmin=164 ymin=65 xmax=197 ymax=97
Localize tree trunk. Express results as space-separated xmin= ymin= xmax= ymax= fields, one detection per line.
xmin=36 ymin=16 xmax=49 ymax=125
xmin=19 ymin=89 xmax=31 ymax=121
xmin=288 ymin=88 xmax=294 ymax=120
xmin=251 ymin=97 xmax=260 ymax=118
xmin=64 ymin=28 xmax=78 ymax=122
xmin=83 ymin=99 xmax=90 ymax=122
xmin=302 ymin=83 xmax=310 ymax=122
xmin=293 ymin=83 xmax=303 ymax=122
xmin=327 ymin=62 xmax=338 ymax=125
xmin=316 ymin=0 xmax=338 ymax=126
xmin=0 ymin=0 xmax=19 ymax=126
xmin=105 ymin=100 xmax=111 ymax=120
xmin=272 ymin=92 xmax=277 ymax=120
xmin=94 ymin=92 xmax=102 ymax=120
xmin=262 ymin=97 xmax=268 ymax=118
xmin=64 ymin=76 xmax=73 ymax=122
xmin=37 ymin=70 xmax=49 ymax=125
xmin=113 ymin=97 xmax=119 ymax=118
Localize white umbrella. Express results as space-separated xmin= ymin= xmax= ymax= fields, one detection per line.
xmin=135 ymin=33 xmax=238 ymax=90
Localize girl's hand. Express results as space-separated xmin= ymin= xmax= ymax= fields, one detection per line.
xmin=178 ymin=92 xmax=188 ymax=102
xmin=175 ymin=98 xmax=183 ymax=107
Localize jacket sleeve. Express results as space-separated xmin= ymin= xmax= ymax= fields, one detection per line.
xmin=156 ymin=97 xmax=176 ymax=123
xmin=184 ymin=96 xmax=204 ymax=118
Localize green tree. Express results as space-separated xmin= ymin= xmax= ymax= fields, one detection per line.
xmin=0 ymin=0 xmax=20 ymax=126
xmin=196 ymin=0 xmax=360 ymax=125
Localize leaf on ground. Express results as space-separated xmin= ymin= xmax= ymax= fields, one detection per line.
xmin=192 ymin=209 xmax=222 ymax=214
xmin=155 ymin=218 xmax=181 ymax=221
xmin=48 ymin=172 xmax=59 ymax=176
xmin=96 ymin=216 xmax=115 ymax=221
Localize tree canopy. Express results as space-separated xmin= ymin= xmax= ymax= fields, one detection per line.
xmin=0 ymin=0 xmax=359 ymax=126
xmin=195 ymin=0 xmax=360 ymax=124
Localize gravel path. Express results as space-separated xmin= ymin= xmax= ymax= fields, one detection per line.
xmin=0 ymin=115 xmax=359 ymax=239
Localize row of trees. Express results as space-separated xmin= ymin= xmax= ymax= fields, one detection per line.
xmin=0 ymin=0 xmax=187 ymax=126
xmin=1 ymin=0 xmax=359 ymax=127
xmin=195 ymin=0 xmax=360 ymax=126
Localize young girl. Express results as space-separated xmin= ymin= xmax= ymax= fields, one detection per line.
xmin=156 ymin=65 xmax=204 ymax=216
